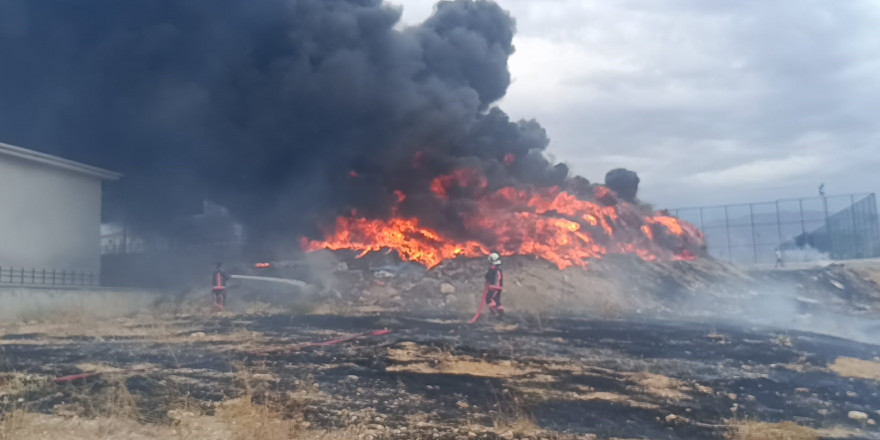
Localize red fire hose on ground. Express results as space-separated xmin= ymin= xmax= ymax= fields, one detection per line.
xmin=469 ymin=284 xmax=490 ymax=324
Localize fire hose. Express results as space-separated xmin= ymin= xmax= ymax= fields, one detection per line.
xmin=469 ymin=284 xmax=490 ymax=324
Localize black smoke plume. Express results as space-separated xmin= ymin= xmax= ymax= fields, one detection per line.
xmin=605 ymin=168 xmax=640 ymax=203
xmin=0 ymin=0 xmax=568 ymax=245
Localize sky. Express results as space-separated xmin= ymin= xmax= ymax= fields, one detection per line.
xmin=394 ymin=0 xmax=880 ymax=209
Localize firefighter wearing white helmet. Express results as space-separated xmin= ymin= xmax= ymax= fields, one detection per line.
xmin=485 ymin=252 xmax=504 ymax=318
xmin=469 ymin=252 xmax=505 ymax=323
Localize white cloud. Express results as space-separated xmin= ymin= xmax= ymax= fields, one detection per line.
xmin=687 ymin=155 xmax=824 ymax=187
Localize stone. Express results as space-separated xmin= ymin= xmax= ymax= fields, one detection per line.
xmin=846 ymin=391 xmax=857 ymax=397
xmin=456 ymin=401 xmax=469 ymax=409
xmin=374 ymin=270 xmax=395 ymax=279
xmin=467 ymin=432 xmax=477 ymax=439
xmin=848 ymin=411 xmax=868 ymax=421
xmin=868 ymin=419 xmax=876 ymax=426
xmin=440 ymin=283 xmax=456 ymax=294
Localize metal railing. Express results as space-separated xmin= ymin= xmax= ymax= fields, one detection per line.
xmin=671 ymin=192 xmax=880 ymax=265
xmin=0 ymin=266 xmax=97 ymax=286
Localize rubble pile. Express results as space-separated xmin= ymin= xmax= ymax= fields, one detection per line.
xmin=283 ymin=252 xmax=880 ymax=320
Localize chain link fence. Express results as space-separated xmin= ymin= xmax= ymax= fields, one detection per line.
xmin=671 ymin=193 xmax=880 ymax=265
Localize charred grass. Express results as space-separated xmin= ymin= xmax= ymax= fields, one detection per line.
xmin=2 ymin=310 xmax=880 ymax=439
xmin=725 ymin=420 xmax=819 ymax=440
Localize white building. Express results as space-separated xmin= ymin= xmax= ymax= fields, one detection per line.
xmin=0 ymin=142 xmax=121 ymax=283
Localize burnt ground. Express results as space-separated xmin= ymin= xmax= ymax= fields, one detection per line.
xmin=1 ymin=311 xmax=879 ymax=439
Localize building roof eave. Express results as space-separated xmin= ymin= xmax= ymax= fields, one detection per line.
xmin=0 ymin=141 xmax=122 ymax=181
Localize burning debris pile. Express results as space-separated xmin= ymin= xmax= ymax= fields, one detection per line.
xmin=302 ymin=167 xmax=705 ymax=270
xmin=286 ymin=251 xmax=880 ymax=333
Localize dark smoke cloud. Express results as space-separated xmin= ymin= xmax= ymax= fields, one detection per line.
xmin=0 ymin=0 xmax=566 ymax=243
xmin=605 ymin=168 xmax=640 ymax=203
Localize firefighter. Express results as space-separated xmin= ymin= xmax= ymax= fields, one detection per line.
xmin=774 ymin=247 xmax=785 ymax=268
xmin=486 ymin=253 xmax=504 ymax=319
xmin=211 ymin=262 xmax=230 ymax=310
xmin=469 ymin=252 xmax=505 ymax=323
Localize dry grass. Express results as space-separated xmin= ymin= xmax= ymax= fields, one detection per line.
xmin=772 ymin=334 xmax=794 ymax=347
xmin=627 ymin=372 xmax=691 ymax=401
xmin=0 ymin=373 xmax=54 ymax=399
xmin=215 ymin=396 xmax=297 ymax=440
xmin=726 ymin=421 xmax=819 ymax=440
xmin=386 ymin=342 xmax=536 ymax=378
xmin=828 ymin=356 xmax=880 ymax=382
xmin=0 ymin=364 xmax=323 ymax=440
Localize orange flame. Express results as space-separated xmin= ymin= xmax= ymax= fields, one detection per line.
xmin=303 ymin=170 xmax=703 ymax=269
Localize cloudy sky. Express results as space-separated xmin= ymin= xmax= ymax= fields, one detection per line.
xmin=394 ymin=0 xmax=880 ymax=209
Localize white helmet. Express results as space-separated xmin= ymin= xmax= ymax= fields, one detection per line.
xmin=488 ymin=252 xmax=501 ymax=265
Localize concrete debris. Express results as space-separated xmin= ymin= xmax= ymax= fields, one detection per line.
xmin=848 ymin=410 xmax=868 ymax=421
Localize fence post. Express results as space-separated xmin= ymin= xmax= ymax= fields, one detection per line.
xmin=61 ymin=270 xmax=66 ymax=285
xmin=52 ymin=269 xmax=56 ymax=286
xmin=775 ymin=200 xmax=783 ymax=248
xmin=20 ymin=268 xmax=24 ymax=284
xmin=850 ymin=194 xmax=859 ymax=258
xmin=872 ymin=194 xmax=880 ymax=257
xmin=822 ymin=193 xmax=833 ymax=258
xmin=31 ymin=268 xmax=35 ymax=284
xmin=724 ymin=206 xmax=732 ymax=262
xmin=799 ymin=198 xmax=806 ymax=245
xmin=41 ymin=269 xmax=46 ymax=285
xmin=749 ymin=204 xmax=758 ymax=264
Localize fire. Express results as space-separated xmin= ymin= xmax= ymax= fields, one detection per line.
xmin=300 ymin=216 xmax=487 ymax=268
xmin=303 ymin=170 xmax=704 ymax=269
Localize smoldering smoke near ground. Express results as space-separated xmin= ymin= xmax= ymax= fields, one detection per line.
xmin=0 ymin=0 xmax=567 ymax=244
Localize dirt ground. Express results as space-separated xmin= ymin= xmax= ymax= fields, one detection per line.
xmin=2 ymin=257 xmax=880 ymax=439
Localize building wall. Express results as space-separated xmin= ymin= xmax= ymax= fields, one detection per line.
xmin=0 ymin=154 xmax=102 ymax=275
